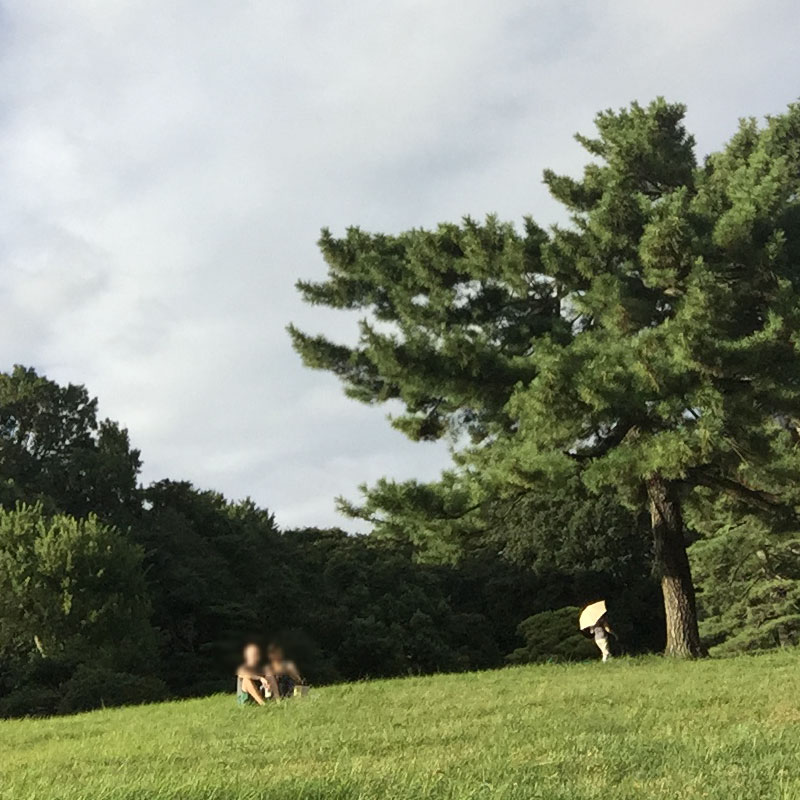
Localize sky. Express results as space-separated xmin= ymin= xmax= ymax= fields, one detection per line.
xmin=1 ymin=1 xmax=799 ymax=530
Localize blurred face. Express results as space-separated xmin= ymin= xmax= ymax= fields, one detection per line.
xmin=243 ymin=644 xmax=261 ymax=667
xmin=267 ymin=645 xmax=284 ymax=663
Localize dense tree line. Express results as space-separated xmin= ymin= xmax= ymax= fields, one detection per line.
xmin=0 ymin=367 xmax=658 ymax=717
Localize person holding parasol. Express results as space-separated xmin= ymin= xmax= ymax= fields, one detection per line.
xmin=579 ymin=601 xmax=615 ymax=662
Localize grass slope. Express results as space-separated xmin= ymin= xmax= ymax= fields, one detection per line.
xmin=2 ymin=652 xmax=800 ymax=800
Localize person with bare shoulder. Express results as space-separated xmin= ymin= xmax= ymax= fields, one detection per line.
xmin=264 ymin=643 xmax=304 ymax=698
xmin=236 ymin=643 xmax=279 ymax=706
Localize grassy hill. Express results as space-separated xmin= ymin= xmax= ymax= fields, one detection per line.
xmin=2 ymin=651 xmax=799 ymax=800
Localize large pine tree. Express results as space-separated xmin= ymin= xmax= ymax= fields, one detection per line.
xmin=290 ymin=99 xmax=800 ymax=657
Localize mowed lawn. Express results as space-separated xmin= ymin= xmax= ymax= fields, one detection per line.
xmin=2 ymin=652 xmax=800 ymax=800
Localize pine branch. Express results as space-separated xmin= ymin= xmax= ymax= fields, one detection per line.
xmin=688 ymin=469 xmax=791 ymax=515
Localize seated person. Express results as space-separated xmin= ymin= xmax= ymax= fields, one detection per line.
xmin=236 ymin=642 xmax=279 ymax=706
xmin=265 ymin=643 xmax=304 ymax=698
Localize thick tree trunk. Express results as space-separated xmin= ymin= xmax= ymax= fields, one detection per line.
xmin=646 ymin=474 xmax=706 ymax=658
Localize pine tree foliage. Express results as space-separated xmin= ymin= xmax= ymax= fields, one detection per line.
xmin=289 ymin=216 xmax=559 ymax=442
xmin=689 ymin=494 xmax=800 ymax=653
xmin=292 ymin=99 xmax=800 ymax=657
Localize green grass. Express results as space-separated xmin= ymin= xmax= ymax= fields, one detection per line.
xmin=2 ymin=652 xmax=800 ymax=800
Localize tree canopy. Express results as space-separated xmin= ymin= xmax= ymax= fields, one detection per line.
xmin=291 ymin=99 xmax=800 ymax=657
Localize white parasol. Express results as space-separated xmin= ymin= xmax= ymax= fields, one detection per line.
xmin=579 ymin=600 xmax=607 ymax=631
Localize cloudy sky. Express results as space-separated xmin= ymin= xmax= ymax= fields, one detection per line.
xmin=1 ymin=1 xmax=798 ymax=529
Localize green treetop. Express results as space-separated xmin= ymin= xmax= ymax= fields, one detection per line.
xmin=291 ymin=99 xmax=800 ymax=657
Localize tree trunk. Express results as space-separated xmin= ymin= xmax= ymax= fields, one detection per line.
xmin=646 ymin=474 xmax=706 ymax=658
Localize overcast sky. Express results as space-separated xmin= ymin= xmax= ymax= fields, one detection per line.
xmin=1 ymin=1 xmax=798 ymax=530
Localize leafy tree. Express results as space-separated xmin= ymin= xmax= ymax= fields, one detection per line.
xmin=304 ymin=529 xmax=502 ymax=678
xmin=291 ymin=99 xmax=800 ymax=657
xmin=479 ymin=483 xmax=663 ymax=653
xmin=0 ymin=366 xmax=142 ymax=523
xmin=341 ymin=471 xmax=663 ymax=655
xmin=0 ymin=504 xmax=159 ymax=715
xmin=0 ymin=504 xmax=155 ymax=669
xmin=135 ymin=481 xmax=286 ymax=694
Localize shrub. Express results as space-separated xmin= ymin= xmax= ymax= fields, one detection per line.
xmin=507 ymin=607 xmax=598 ymax=664
xmin=57 ymin=666 xmax=168 ymax=714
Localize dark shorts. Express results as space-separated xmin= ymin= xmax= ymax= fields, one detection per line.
xmin=276 ymin=675 xmax=295 ymax=698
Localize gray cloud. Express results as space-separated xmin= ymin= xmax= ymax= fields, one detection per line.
xmin=1 ymin=1 xmax=798 ymax=529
